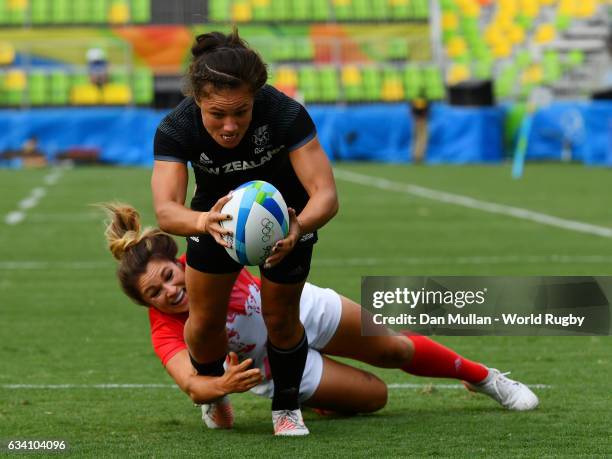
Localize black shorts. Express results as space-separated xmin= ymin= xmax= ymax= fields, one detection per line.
xmin=186 ymin=232 xmax=317 ymax=284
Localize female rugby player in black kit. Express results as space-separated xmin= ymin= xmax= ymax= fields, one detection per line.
xmin=151 ymin=29 xmax=338 ymax=436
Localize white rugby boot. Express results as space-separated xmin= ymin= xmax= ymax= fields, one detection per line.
xmin=201 ymin=395 xmax=234 ymax=429
xmin=272 ymin=409 xmax=310 ymax=436
xmin=464 ymin=368 xmax=539 ymax=411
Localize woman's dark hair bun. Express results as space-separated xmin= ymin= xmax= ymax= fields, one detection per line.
xmin=191 ymin=30 xmax=246 ymax=59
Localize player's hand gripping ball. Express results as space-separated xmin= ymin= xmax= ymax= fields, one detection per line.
xmin=220 ymin=180 xmax=289 ymax=266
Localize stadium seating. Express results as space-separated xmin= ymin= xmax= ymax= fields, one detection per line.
xmin=208 ymin=0 xmax=429 ymax=22
xmin=267 ymin=63 xmax=445 ymax=104
xmin=0 ymin=66 xmax=153 ymax=107
xmin=440 ymin=0 xmax=610 ymax=100
xmin=0 ymin=0 xmax=151 ymax=25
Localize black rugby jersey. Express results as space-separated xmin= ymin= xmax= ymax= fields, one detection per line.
xmin=154 ymin=85 xmax=316 ymax=215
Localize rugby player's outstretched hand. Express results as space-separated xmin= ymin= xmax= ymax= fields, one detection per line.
xmin=264 ymin=208 xmax=301 ymax=269
xmin=199 ymin=194 xmax=233 ymax=248
xmin=219 ymin=352 xmax=263 ymax=394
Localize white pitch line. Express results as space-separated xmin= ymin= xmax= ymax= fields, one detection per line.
xmin=1 ymin=383 xmax=551 ymax=390
xmin=334 ymin=169 xmax=612 ymax=239
xmin=4 ymin=168 xmax=65 ymax=225
xmin=4 ymin=211 xmax=25 ymax=225
xmin=314 ymin=255 xmax=612 ymax=267
xmin=2 ymin=255 xmax=612 ymax=271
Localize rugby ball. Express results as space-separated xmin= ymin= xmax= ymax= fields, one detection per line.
xmin=220 ymin=180 xmax=289 ymax=266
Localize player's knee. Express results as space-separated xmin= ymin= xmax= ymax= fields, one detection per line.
xmin=190 ymin=312 xmax=226 ymax=336
xmin=375 ymin=338 xmax=413 ymax=368
xmin=262 ymin=311 xmax=301 ymax=343
xmin=360 ymin=375 xmax=388 ymax=413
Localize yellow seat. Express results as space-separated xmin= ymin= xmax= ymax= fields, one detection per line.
xmin=252 ymin=0 xmax=271 ymax=6
xmin=109 ymin=3 xmax=130 ymax=24
xmin=381 ymin=79 xmax=404 ymax=101
xmin=102 ymin=83 xmax=132 ymax=104
xmin=575 ymin=0 xmax=596 ymax=17
xmin=446 ymin=36 xmax=468 ymax=58
xmin=232 ymin=3 xmax=252 ymax=22
xmin=508 ymin=24 xmax=526 ymax=44
xmin=0 ymin=42 xmax=16 ymax=65
xmin=341 ymin=66 xmax=362 ymax=85
xmin=70 ymin=84 xmax=102 ymax=105
xmin=447 ymin=63 xmax=471 ymax=85
xmin=6 ymin=69 xmax=27 ymax=90
xmin=8 ymin=0 xmax=28 ymax=10
xmin=534 ymin=23 xmax=556 ymax=44
xmin=492 ymin=40 xmax=512 ymax=58
xmin=522 ymin=64 xmax=543 ymax=84
xmin=275 ymin=67 xmax=298 ymax=87
xmin=442 ymin=12 xmax=459 ymax=31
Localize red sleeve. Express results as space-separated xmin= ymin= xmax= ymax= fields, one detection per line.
xmin=148 ymin=307 xmax=188 ymax=366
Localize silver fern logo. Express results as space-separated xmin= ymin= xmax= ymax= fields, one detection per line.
xmin=252 ymin=125 xmax=269 ymax=146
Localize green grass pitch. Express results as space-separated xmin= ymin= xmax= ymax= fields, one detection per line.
xmin=1 ymin=163 xmax=611 ymax=457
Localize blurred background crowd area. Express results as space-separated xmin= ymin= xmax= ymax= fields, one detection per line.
xmin=0 ymin=0 xmax=611 ymax=167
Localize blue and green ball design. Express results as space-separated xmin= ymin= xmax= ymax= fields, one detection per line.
xmin=222 ymin=180 xmax=290 ymax=266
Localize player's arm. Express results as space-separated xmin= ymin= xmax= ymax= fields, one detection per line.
xmin=289 ymin=136 xmax=339 ymax=234
xmin=151 ymin=160 xmax=232 ymax=245
xmin=164 ymin=350 xmax=263 ymax=404
xmin=266 ymin=136 xmax=338 ymax=267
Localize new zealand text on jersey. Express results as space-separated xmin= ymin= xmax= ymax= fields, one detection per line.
xmin=195 ymin=145 xmax=284 ymax=175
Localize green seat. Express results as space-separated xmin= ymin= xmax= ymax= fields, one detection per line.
xmin=473 ymin=60 xmax=493 ymax=79
xmin=252 ymin=4 xmax=272 ymax=21
xmin=90 ymin=0 xmax=108 ymax=24
xmin=542 ymin=50 xmax=561 ymax=84
xmin=555 ymin=14 xmax=571 ymax=32
xmin=386 ymin=37 xmax=408 ymax=60
xmin=51 ymin=0 xmax=71 ymax=24
xmin=0 ymin=0 xmax=8 ymax=26
xmin=72 ymin=72 xmax=90 ymax=87
xmin=566 ymin=49 xmax=584 ymax=69
xmin=440 ymin=0 xmax=456 ymax=11
xmin=110 ymin=67 xmax=130 ymax=85
xmin=354 ymin=0 xmax=369 ymax=20
xmin=515 ymin=49 xmax=531 ymax=69
xmin=271 ymin=0 xmax=290 ymax=21
xmin=413 ymin=0 xmax=429 ymax=19
xmin=371 ymin=0 xmax=388 ymax=19
xmin=271 ymin=39 xmax=295 ymax=62
xmin=209 ymin=0 xmax=230 ymax=22
xmin=72 ymin=1 xmax=90 ymax=24
xmin=390 ymin=1 xmax=412 ymax=20
xmin=494 ymin=75 xmax=514 ymax=99
xmin=362 ymin=67 xmax=381 ymax=101
xmin=50 ymin=70 xmax=70 ymax=105
xmin=333 ymin=2 xmax=351 ymax=21
xmin=423 ymin=67 xmax=444 ymax=100
xmin=318 ymin=66 xmax=339 ymax=102
xmin=403 ymin=65 xmax=423 ymax=100
xmin=292 ymin=0 xmax=311 ymax=21
xmin=0 ymin=73 xmax=6 ymax=105
xmin=28 ymin=71 xmax=49 ymax=105
xmin=131 ymin=0 xmax=151 ymax=23
xmin=516 ymin=14 xmax=533 ymax=30
xmin=294 ymin=38 xmax=314 ymax=61
xmin=312 ymin=0 xmax=330 ymax=21
xmin=298 ymin=66 xmax=319 ymax=103
xmin=133 ymin=67 xmax=153 ymax=105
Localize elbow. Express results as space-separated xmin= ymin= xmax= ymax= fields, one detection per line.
xmin=188 ymin=391 xmax=209 ymax=405
xmin=154 ymin=206 xmax=172 ymax=233
xmin=329 ymin=193 xmax=339 ymax=219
